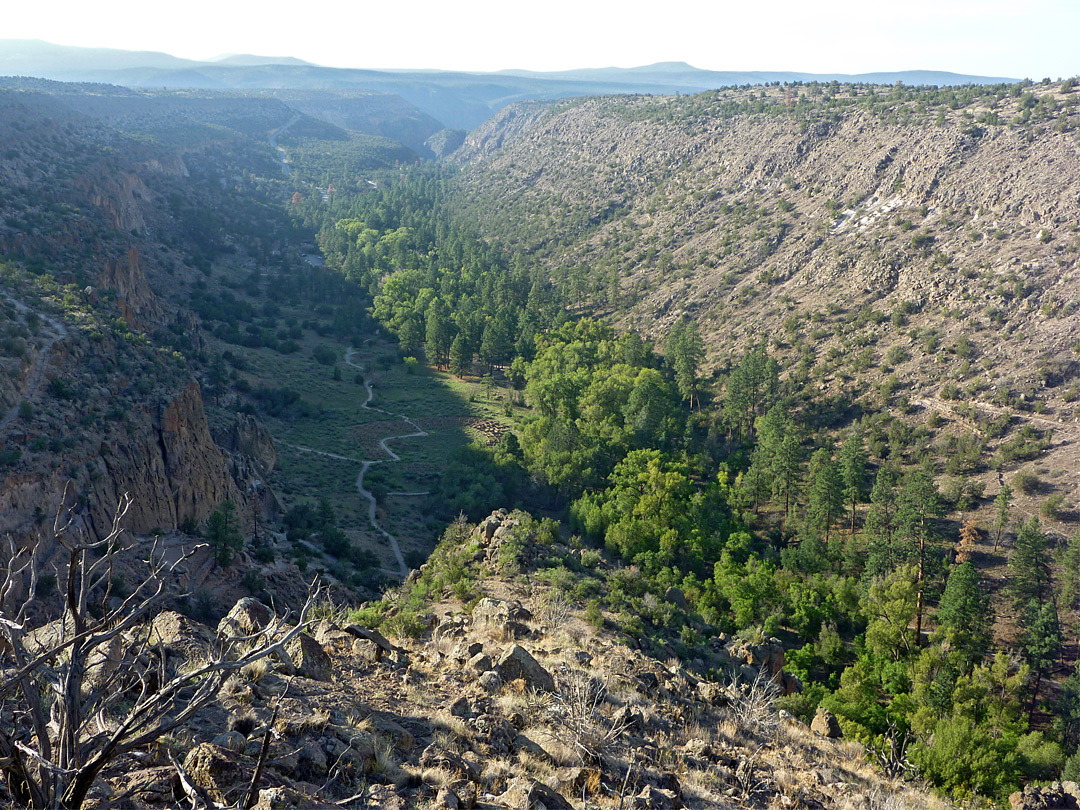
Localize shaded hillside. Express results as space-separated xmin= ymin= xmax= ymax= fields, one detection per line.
xmin=0 ymin=78 xmax=433 ymax=158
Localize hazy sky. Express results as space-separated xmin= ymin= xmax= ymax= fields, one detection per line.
xmin=6 ymin=0 xmax=1078 ymax=79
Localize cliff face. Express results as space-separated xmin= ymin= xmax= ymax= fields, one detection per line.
xmin=0 ymin=378 xmax=241 ymax=542
xmin=100 ymin=246 xmax=161 ymax=326
xmin=90 ymin=381 xmax=241 ymax=538
xmin=81 ymin=170 xmax=152 ymax=233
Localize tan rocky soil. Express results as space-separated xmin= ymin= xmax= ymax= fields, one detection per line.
xmin=0 ymin=511 xmax=954 ymax=810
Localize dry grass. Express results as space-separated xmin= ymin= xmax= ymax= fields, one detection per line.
xmin=480 ymin=757 xmax=515 ymax=791
xmin=240 ymin=658 xmax=269 ymax=683
xmin=371 ymin=740 xmax=411 ymax=788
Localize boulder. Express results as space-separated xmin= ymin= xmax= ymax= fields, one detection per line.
xmin=285 ymin=633 xmax=332 ymax=681
xmin=810 ymin=707 xmax=843 ymax=738
xmin=612 ymin=705 xmax=644 ymax=732
xmin=744 ymin=641 xmax=785 ymax=675
xmin=472 ymin=598 xmax=532 ymax=638
xmin=780 ymin=670 xmax=803 ymax=696
xmin=472 ymin=713 xmax=516 ymax=754
xmin=499 ymin=776 xmax=574 ymax=810
xmin=419 ymin=744 xmax=479 ymax=782
xmin=634 ymin=784 xmax=682 ymax=809
xmin=1008 ymin=783 xmax=1080 ymax=809
xmin=664 ymin=587 xmax=688 ymax=610
xmin=211 ymin=731 xmax=247 ymax=753
xmin=297 ymin=739 xmax=328 ymax=780
xmin=217 ymin=598 xmax=273 ymax=639
xmin=150 ymin=611 xmax=213 ymax=653
xmin=314 ymin=621 xmax=355 ymax=654
xmin=467 ymin=652 xmax=492 ymax=673
xmin=353 ymin=638 xmax=383 ymax=663
xmin=435 ymin=786 xmax=460 ymax=809
xmin=344 ymin=624 xmax=397 ymax=655
xmin=182 ymin=744 xmax=245 ymax=804
xmin=450 ymin=696 xmax=472 ymax=718
xmin=495 ymin=645 xmax=554 ymax=692
xmin=253 ymin=787 xmax=339 ymax=810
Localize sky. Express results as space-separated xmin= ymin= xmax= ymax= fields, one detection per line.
xmin=4 ymin=0 xmax=1078 ymax=79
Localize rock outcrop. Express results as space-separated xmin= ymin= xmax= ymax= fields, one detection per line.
xmin=99 ymin=246 xmax=160 ymax=326
xmin=91 ymin=381 xmax=240 ymax=538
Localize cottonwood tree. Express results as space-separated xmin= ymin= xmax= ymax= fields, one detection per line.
xmin=0 ymin=487 xmax=318 ymax=810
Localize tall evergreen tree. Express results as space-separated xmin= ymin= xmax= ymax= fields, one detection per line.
xmin=1021 ymin=599 xmax=1061 ymax=711
xmin=839 ymin=427 xmax=868 ymax=534
xmin=865 ymin=467 xmax=899 ymax=577
xmin=666 ymin=318 xmax=705 ymax=410
xmin=993 ymin=483 xmax=1013 ymax=551
xmin=897 ymin=469 xmax=944 ymax=644
xmin=449 ymin=333 xmax=469 ymax=377
xmin=1009 ymin=517 xmax=1052 ymax=610
xmin=937 ymin=561 xmax=992 ymax=663
xmin=425 ymin=299 xmax=453 ymax=368
xmin=806 ymin=447 xmax=843 ymax=542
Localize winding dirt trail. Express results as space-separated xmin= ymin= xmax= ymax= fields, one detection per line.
xmin=343 ymin=348 xmax=428 ymax=578
xmin=0 ymin=293 xmax=69 ymax=431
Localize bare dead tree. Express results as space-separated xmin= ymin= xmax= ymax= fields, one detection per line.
xmin=546 ymin=667 xmax=631 ymax=765
xmin=0 ymin=486 xmax=320 ymax=809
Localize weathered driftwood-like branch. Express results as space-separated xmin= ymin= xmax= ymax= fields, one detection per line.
xmin=0 ymin=487 xmax=321 ymax=809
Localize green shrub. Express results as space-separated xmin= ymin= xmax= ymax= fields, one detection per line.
xmin=1013 ymin=468 xmax=1041 ymax=495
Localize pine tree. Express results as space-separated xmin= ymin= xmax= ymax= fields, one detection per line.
xmin=937 ymin=561 xmax=992 ymax=661
xmin=449 ymin=333 xmax=469 ymax=377
xmin=896 ymin=469 xmax=944 ymax=644
xmin=425 ymin=299 xmax=453 ymax=368
xmin=1021 ymin=599 xmax=1061 ymax=711
xmin=865 ymin=467 xmax=898 ymax=577
xmin=666 ymin=318 xmax=705 ymax=410
xmin=399 ymin=316 xmax=423 ymax=354
xmin=772 ymin=433 xmax=803 ymax=534
xmin=993 ymin=483 xmax=1013 ymax=551
xmin=1009 ymin=517 xmax=1052 ymax=610
xmin=205 ymin=500 xmax=243 ymax=568
xmin=839 ymin=427 xmax=868 ymax=534
xmin=806 ymin=447 xmax=843 ymax=542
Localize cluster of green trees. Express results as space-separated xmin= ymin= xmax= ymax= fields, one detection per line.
xmin=307 ymin=170 xmax=566 ymax=374
xmin=286 ymin=158 xmax=1080 ymax=805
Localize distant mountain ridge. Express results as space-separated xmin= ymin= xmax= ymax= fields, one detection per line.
xmin=0 ymin=40 xmax=1020 ymax=130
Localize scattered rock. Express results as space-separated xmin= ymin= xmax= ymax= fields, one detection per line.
xmin=298 ymin=739 xmax=328 ymax=780
xmin=635 ymin=783 xmax=682 ymax=809
xmin=435 ymin=785 xmax=460 ymax=809
xmin=419 ymin=744 xmax=479 ymax=782
xmin=477 ymin=670 xmax=502 ymax=692
xmin=450 ymin=696 xmax=472 ymax=717
xmin=211 ymin=731 xmax=247 ymax=753
xmin=612 ymin=704 xmax=644 ymax=732
xmin=1008 ymin=782 xmax=1080 ymax=809
xmin=344 ymin=624 xmax=398 ymax=656
xmin=467 ymin=652 xmax=492 ymax=673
